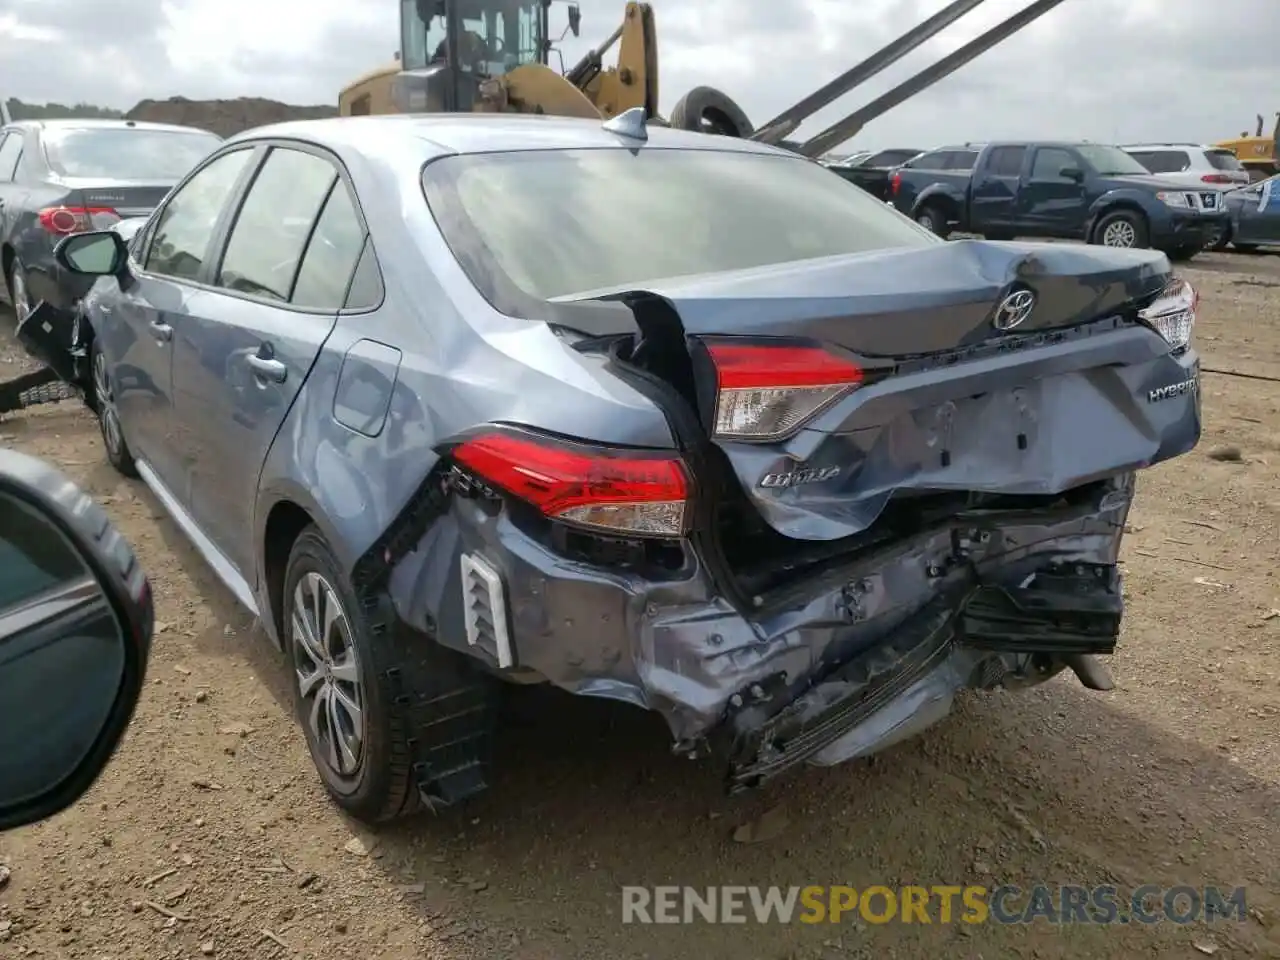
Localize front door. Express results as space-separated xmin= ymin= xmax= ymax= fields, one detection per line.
xmin=108 ymin=147 xmax=259 ymax=494
xmin=1020 ymin=146 xmax=1088 ymax=237
xmin=169 ymin=145 xmax=362 ymax=579
xmin=1233 ymin=178 xmax=1280 ymax=246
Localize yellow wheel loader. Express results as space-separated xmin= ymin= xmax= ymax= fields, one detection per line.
xmin=1216 ymin=113 xmax=1279 ymax=183
xmin=338 ymin=0 xmax=1073 ymax=158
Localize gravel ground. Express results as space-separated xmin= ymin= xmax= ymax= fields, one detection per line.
xmin=1 ymin=248 xmax=1279 ymax=960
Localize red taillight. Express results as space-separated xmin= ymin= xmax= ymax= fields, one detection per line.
xmin=451 ymin=430 xmax=690 ymax=537
xmin=1200 ymin=174 xmax=1232 ymax=184
xmin=890 ymin=172 xmax=902 ymax=196
xmin=702 ymin=340 xmax=864 ymax=441
xmin=38 ymin=206 xmax=121 ymax=235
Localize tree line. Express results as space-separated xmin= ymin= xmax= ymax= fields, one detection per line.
xmin=4 ymin=98 xmax=123 ymax=121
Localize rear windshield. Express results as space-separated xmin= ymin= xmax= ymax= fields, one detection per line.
xmin=1205 ymin=149 xmax=1245 ymax=172
xmin=421 ymin=148 xmax=936 ymax=303
xmin=42 ymin=128 xmax=222 ymax=180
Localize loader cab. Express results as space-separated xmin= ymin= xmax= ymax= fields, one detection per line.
xmin=396 ymin=0 xmax=550 ymax=112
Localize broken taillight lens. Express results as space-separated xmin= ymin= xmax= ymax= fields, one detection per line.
xmin=1138 ymin=278 xmax=1196 ymax=351
xmin=701 ymin=340 xmax=864 ymax=442
xmin=450 ymin=429 xmax=690 ymax=538
xmin=38 ymin=206 xmax=121 ymax=235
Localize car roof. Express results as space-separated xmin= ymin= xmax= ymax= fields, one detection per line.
xmin=4 ymin=118 xmax=217 ymax=136
xmin=1121 ymin=143 xmax=1223 ymax=151
xmin=224 ymin=113 xmax=795 ymax=159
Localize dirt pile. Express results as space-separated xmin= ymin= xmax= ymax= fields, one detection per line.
xmin=124 ymin=96 xmax=337 ymax=138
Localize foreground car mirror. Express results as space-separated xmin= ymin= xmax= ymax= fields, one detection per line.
xmin=53 ymin=230 xmax=129 ymax=277
xmin=0 ymin=450 xmax=153 ymax=832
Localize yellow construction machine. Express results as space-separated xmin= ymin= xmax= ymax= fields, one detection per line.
xmin=1216 ymin=113 xmax=1279 ymax=182
xmin=338 ymin=0 xmax=1072 ymax=158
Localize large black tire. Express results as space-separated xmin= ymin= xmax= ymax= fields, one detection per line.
xmin=90 ymin=337 xmax=138 ymax=478
xmin=1166 ymin=244 xmax=1201 ymax=262
xmin=668 ymin=86 xmax=753 ymax=138
xmin=1232 ymin=242 xmax=1261 ymax=254
xmin=283 ymin=525 xmax=499 ymax=823
xmin=1091 ymin=209 xmax=1150 ymax=250
xmin=914 ymin=204 xmax=951 ymax=238
xmin=1208 ymin=223 xmax=1232 ymax=251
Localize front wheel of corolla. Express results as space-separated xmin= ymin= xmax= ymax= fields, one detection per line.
xmin=91 ymin=338 xmax=138 ymax=478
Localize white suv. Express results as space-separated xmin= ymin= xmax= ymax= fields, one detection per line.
xmin=1122 ymin=143 xmax=1252 ymax=188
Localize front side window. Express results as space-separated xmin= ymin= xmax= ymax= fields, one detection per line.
xmin=145 ymin=148 xmax=254 ymax=281
xmin=42 ymin=128 xmax=221 ymax=181
xmin=423 ymin=147 xmax=937 ymax=304
xmin=216 ymin=148 xmax=339 ymax=303
xmin=1030 ymin=148 xmax=1078 ymax=180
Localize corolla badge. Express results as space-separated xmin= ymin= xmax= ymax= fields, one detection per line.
xmin=992 ymin=289 xmax=1036 ymax=331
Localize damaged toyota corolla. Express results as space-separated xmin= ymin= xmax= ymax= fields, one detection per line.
xmin=48 ymin=110 xmax=1200 ymax=824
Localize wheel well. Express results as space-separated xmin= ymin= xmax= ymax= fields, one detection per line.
xmin=1092 ymin=202 xmax=1149 ymax=236
xmin=916 ymin=195 xmax=956 ymax=220
xmin=263 ymin=501 xmax=314 ymax=640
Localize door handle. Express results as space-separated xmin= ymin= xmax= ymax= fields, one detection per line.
xmin=148 ymin=320 xmax=172 ymax=341
xmin=247 ymin=354 xmax=287 ymax=383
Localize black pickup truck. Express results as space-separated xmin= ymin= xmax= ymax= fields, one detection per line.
xmin=889 ymin=142 xmax=1230 ymax=260
xmin=825 ymin=147 xmax=925 ymax=201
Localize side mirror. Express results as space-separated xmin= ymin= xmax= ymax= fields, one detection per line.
xmin=0 ymin=449 xmax=153 ymax=832
xmin=53 ymin=230 xmax=129 ymax=277
xmin=1059 ymin=166 xmax=1084 ymax=183
xmin=568 ymin=3 xmax=581 ymax=37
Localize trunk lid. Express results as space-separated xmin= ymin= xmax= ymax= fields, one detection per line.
xmin=586 ymin=239 xmax=1175 ymax=543
xmin=56 ymin=177 xmax=174 ymax=219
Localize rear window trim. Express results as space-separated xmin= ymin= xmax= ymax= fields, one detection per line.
xmin=419 ymin=146 xmax=939 ymax=323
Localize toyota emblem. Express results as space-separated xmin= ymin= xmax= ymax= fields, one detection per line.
xmin=992 ymin=289 xmax=1036 ymax=331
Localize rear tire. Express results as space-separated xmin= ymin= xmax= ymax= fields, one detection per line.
xmin=915 ymin=204 xmax=951 ymax=238
xmin=668 ymin=86 xmax=753 ymax=138
xmin=1231 ymin=242 xmax=1260 ymax=254
xmin=1166 ymin=244 xmax=1201 ymax=262
xmin=1091 ymin=209 xmax=1149 ymax=249
xmin=91 ymin=338 xmax=138 ymax=479
xmin=1208 ymin=224 xmax=1231 ymax=251
xmin=283 ymin=526 xmax=499 ymax=823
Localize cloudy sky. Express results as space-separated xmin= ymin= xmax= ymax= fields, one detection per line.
xmin=0 ymin=0 xmax=1276 ymax=150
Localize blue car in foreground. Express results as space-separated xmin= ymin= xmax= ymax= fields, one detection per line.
xmin=40 ymin=110 xmax=1201 ymax=824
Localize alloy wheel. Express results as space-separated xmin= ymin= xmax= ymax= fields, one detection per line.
xmin=290 ymin=571 xmax=365 ymax=778
xmin=10 ymin=268 xmax=29 ymax=326
xmin=1101 ymin=220 xmax=1137 ymax=247
xmin=93 ymin=351 xmax=124 ymax=458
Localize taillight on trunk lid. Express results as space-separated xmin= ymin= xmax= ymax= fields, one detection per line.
xmin=700 ymin=340 xmax=866 ymax=442
xmin=450 ymin=429 xmax=690 ymax=537
xmin=38 ymin=206 xmax=121 ymax=235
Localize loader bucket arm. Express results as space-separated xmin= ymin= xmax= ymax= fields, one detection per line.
xmin=797 ymin=0 xmax=1071 ymax=158
xmin=750 ymin=0 xmax=990 ymax=146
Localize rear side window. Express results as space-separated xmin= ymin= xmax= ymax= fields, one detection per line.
xmin=291 ymin=185 xmax=370 ymax=310
xmin=1205 ymin=149 xmax=1245 ymax=172
xmin=216 ymin=148 xmax=339 ymax=303
xmin=422 ymin=147 xmax=936 ymax=304
xmin=145 ymin=148 xmax=255 ymax=281
xmin=908 ymin=150 xmax=950 ymax=170
xmin=1128 ymin=150 xmax=1189 ymax=174
xmin=946 ymin=151 xmax=977 ymax=170
xmin=986 ymin=146 xmax=1026 ymax=177
xmin=0 ymin=133 xmax=23 ymax=182
xmin=42 ymin=128 xmax=221 ymax=180
xmin=864 ymin=149 xmax=922 ymax=167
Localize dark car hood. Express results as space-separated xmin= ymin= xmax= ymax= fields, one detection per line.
xmin=568 ymin=239 xmax=1172 ymax=357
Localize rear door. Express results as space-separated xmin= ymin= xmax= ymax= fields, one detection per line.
xmin=0 ymin=131 xmax=28 ymax=301
xmin=1020 ymin=146 xmax=1087 ymax=236
xmin=970 ymin=145 xmax=1026 ymax=230
xmin=168 ymin=143 xmax=364 ymax=578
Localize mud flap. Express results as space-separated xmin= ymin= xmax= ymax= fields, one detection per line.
xmin=957 ymin=563 xmax=1123 ymax=656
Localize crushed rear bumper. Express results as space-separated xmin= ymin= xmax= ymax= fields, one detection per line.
xmin=389 ymin=468 xmax=1139 ymax=792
